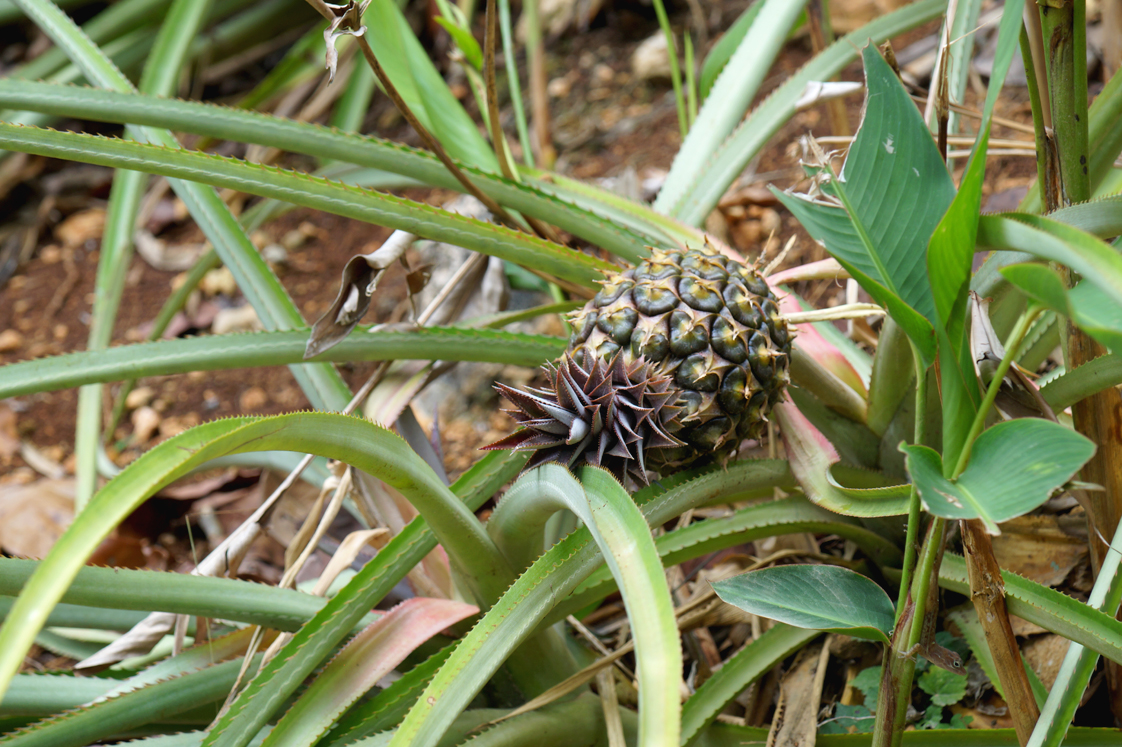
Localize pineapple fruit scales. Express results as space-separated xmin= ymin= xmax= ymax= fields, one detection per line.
xmin=487 ymin=244 xmax=792 ymax=483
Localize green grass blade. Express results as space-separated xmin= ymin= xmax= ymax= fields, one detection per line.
xmin=0 ymin=327 xmax=566 ymax=399
xmin=938 ymin=553 xmax=1122 ymax=665
xmin=553 ymin=495 xmax=900 ymax=624
xmin=0 ymin=559 xmax=380 ymax=632
xmin=75 ymin=0 xmax=217 ymax=510
xmin=0 ymin=122 xmax=612 ymax=286
xmin=0 ymin=415 xmax=518 ymax=700
xmin=681 ymin=624 xmax=818 ymax=745
xmin=196 ymin=450 xmax=527 ymax=747
xmin=697 ymin=0 xmax=762 ymax=101
xmin=0 ymin=658 xmax=252 ymax=747
xmin=261 ymin=599 xmax=477 ymax=747
xmin=665 ymin=0 xmax=944 ymax=226
xmin=654 ymin=0 xmax=806 ymax=213
xmin=0 ymin=80 xmax=652 ymax=260
xmin=1 ymin=673 xmax=114 ymax=717
xmin=10 ymin=0 xmax=351 ymax=411
xmin=319 ymin=646 xmax=454 ymax=746
xmin=388 ymin=460 xmax=792 ymax=747
xmin=497 ymin=0 xmax=532 ymax=167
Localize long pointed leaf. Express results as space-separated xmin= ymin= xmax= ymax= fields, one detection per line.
xmin=0 ymin=80 xmax=654 ymax=260
xmin=0 ymin=414 xmax=515 ymax=699
xmin=0 ymin=123 xmax=611 ymax=287
xmin=11 ymin=0 xmax=351 ymax=411
xmin=0 ymin=327 xmax=566 ymax=399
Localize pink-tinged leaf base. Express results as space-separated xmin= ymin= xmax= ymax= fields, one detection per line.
xmin=777 ymin=295 xmax=867 ymax=396
xmin=262 ymin=597 xmax=478 ymax=746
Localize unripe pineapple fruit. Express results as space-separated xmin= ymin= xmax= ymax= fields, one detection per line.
xmin=487 ymin=244 xmax=792 ymax=482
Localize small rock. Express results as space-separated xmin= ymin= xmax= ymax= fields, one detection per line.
xmin=200 ymin=267 xmax=238 ymax=297
xmin=592 ymin=63 xmax=614 ymax=84
xmin=704 ymin=210 xmax=731 ymax=246
xmin=131 ymin=406 xmax=161 ymax=443
xmin=547 ymin=75 xmax=572 ymax=98
xmin=125 ymin=386 xmax=155 ymax=410
xmin=281 ymin=229 xmax=307 ymax=251
xmin=158 ymin=413 xmax=199 ymax=438
xmin=53 ymin=324 xmax=68 ymax=341
xmin=212 ymin=305 xmax=262 ymax=335
xmin=262 ymin=244 xmax=288 ymax=265
xmin=759 ymin=208 xmax=782 ymax=235
xmin=632 ymin=33 xmax=672 ymax=82
xmin=55 ymin=208 xmax=106 ymax=248
xmin=239 ymin=386 xmax=268 ymax=411
xmin=40 ymin=245 xmax=62 ymax=264
xmin=0 ymin=329 xmax=23 ymax=353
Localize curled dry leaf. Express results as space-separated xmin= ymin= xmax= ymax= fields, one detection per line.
xmin=305 ymin=230 xmax=415 ymax=358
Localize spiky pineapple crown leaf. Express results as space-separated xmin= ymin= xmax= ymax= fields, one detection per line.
xmin=485 ymin=352 xmax=682 ymax=484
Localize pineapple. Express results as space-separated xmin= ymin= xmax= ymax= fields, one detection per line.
xmin=487 ymin=244 xmax=792 ymax=482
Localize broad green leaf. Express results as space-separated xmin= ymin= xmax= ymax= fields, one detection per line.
xmin=0 ymin=122 xmax=610 ymax=287
xmin=668 ymin=0 xmax=945 ymax=225
xmin=1003 ymin=263 xmax=1122 ymax=354
xmin=977 ymin=213 xmax=1122 ymax=312
xmin=773 ymin=45 xmax=952 ymax=366
xmin=902 ymin=419 xmax=1095 ymax=533
xmin=656 ymin=0 xmax=807 ymax=212
xmin=680 ymin=624 xmax=817 ymax=745
xmin=917 ymin=665 xmax=967 ymax=707
xmin=262 ymin=598 xmax=477 ymax=747
xmin=711 ymin=565 xmax=895 ymax=644
xmin=925 ymin=0 xmax=1022 ymax=470
xmin=0 ymin=415 xmax=515 ymax=700
xmin=0 ymin=80 xmax=653 ymax=259
xmin=0 ymin=327 xmax=566 ymax=400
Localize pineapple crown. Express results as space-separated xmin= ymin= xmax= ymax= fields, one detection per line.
xmin=484 ymin=352 xmax=683 ymax=484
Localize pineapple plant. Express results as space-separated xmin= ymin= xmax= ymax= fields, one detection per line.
xmin=488 ymin=243 xmax=792 ymax=482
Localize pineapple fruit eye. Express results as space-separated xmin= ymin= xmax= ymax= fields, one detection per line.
xmin=489 ymin=244 xmax=793 ymax=482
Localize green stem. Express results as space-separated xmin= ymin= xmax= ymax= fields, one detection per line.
xmin=651 ymin=0 xmax=687 ymax=139
xmin=950 ymin=307 xmax=1041 ymax=480
xmin=1038 ymin=0 xmax=1090 ymax=206
xmin=895 ymin=341 xmax=928 ymax=623
xmin=872 ymin=517 xmax=945 ymax=747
